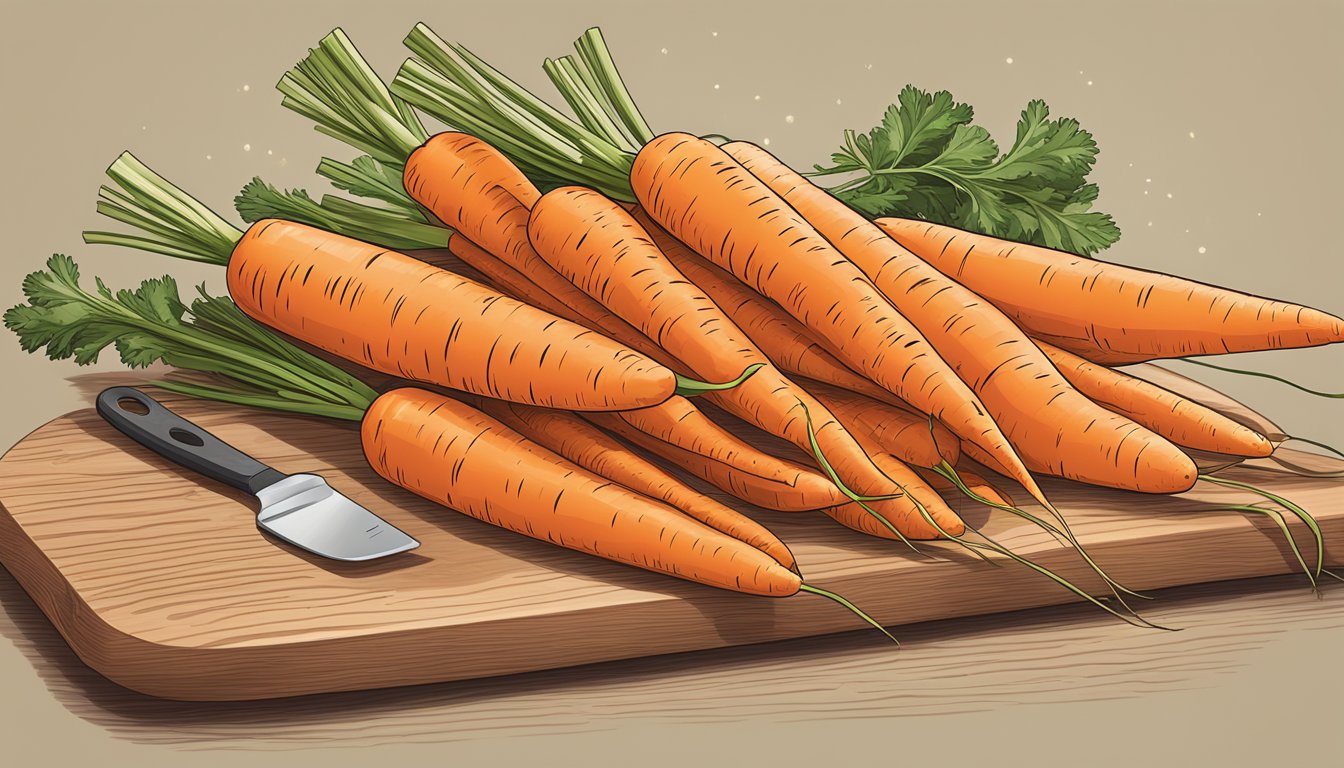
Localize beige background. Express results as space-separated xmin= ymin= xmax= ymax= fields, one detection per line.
xmin=0 ymin=0 xmax=1341 ymax=765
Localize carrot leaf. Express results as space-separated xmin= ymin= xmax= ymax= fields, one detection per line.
xmin=316 ymin=155 xmax=425 ymax=215
xmin=812 ymin=86 xmax=1121 ymax=256
xmin=234 ymin=177 xmax=451 ymax=251
xmin=4 ymin=255 xmax=378 ymax=421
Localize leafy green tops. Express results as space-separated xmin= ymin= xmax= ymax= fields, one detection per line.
xmin=812 ymin=86 xmax=1120 ymax=255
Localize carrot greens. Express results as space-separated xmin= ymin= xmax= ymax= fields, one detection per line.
xmin=810 ymin=87 xmax=1120 ymax=255
xmin=4 ymin=255 xmax=377 ymax=420
xmin=234 ymin=177 xmax=450 ymax=250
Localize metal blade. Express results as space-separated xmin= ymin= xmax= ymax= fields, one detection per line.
xmin=254 ymin=475 xmax=419 ymax=561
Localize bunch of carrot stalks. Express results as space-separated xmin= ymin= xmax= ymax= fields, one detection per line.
xmin=9 ymin=25 xmax=1343 ymax=641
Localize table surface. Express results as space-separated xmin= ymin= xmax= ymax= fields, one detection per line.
xmin=2 ymin=0 xmax=1342 ymax=765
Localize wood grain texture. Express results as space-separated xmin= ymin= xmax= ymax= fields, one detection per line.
xmin=1 ymin=565 xmax=1339 ymax=750
xmin=0 ymin=375 xmax=1340 ymax=701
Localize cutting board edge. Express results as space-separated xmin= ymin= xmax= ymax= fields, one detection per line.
xmin=4 ymin=483 xmax=1341 ymax=701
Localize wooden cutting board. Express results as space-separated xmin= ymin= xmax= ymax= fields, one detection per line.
xmin=0 ymin=372 xmax=1340 ymax=701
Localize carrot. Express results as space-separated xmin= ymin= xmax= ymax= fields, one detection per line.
xmin=875 ymin=217 xmax=1344 ymax=364
xmin=403 ymin=132 xmax=653 ymax=352
xmin=529 ymin=185 xmax=964 ymax=539
xmin=802 ymin=378 xmax=960 ymax=468
xmin=82 ymin=152 xmax=729 ymax=412
xmin=442 ymin=232 xmax=846 ymax=513
xmin=917 ymin=467 xmax=1016 ymax=509
xmin=445 ymin=235 xmax=698 ymax=370
xmin=585 ymin=407 xmax=846 ymax=511
xmin=822 ymin=453 xmax=957 ymax=541
xmin=631 ymin=208 xmax=909 ymax=407
xmin=726 ymin=142 xmax=1197 ymax=495
xmin=401 ymin=137 xmax=766 ymax=391
xmin=226 ymin=219 xmax=684 ymax=411
xmin=470 ymin=396 xmax=798 ymax=570
xmin=363 ymin=388 xmax=800 ymax=595
xmin=630 ymin=134 xmax=1050 ymax=507
xmin=1037 ymin=341 xmax=1274 ymax=458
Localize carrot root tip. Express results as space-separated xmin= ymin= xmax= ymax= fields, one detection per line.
xmin=799 ymin=583 xmax=898 ymax=645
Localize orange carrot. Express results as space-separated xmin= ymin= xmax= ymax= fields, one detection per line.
xmin=1037 ymin=341 xmax=1273 ymax=457
xmin=404 ymin=132 xmax=651 ymax=351
xmin=726 ymin=142 xmax=1197 ymax=495
xmin=82 ymin=152 xmax=714 ymax=412
xmin=446 ymin=234 xmax=679 ymax=363
xmin=471 ymin=396 xmax=798 ymax=570
xmin=226 ymin=219 xmax=683 ymax=411
xmin=362 ymin=388 xmax=801 ymax=595
xmin=875 ymin=217 xmax=1344 ymax=364
xmin=631 ymin=208 xmax=909 ymax=406
xmin=444 ymin=233 xmax=845 ymax=513
xmin=917 ymin=467 xmax=1016 ymax=509
xmin=822 ymin=453 xmax=958 ymax=540
xmin=586 ymin=407 xmax=847 ymax=512
xmin=802 ymin=378 xmax=960 ymax=468
xmin=630 ymin=133 xmax=1048 ymax=505
xmin=529 ymin=185 xmax=964 ymax=539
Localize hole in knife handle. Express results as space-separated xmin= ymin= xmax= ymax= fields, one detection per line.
xmin=116 ymin=396 xmax=150 ymax=416
xmin=169 ymin=427 xmax=205 ymax=447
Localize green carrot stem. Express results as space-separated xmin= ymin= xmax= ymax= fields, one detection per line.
xmin=156 ymin=380 xmax=370 ymax=422
xmin=572 ymin=27 xmax=655 ymax=145
xmin=543 ymin=56 xmax=638 ymax=151
xmin=394 ymin=24 xmax=636 ymax=199
xmin=449 ymin=37 xmax=635 ymax=168
xmin=234 ymin=177 xmax=451 ymax=251
xmin=315 ymin=156 xmax=424 ymax=214
xmin=276 ymin=27 xmax=427 ymax=167
xmin=83 ymin=153 xmax=242 ymax=266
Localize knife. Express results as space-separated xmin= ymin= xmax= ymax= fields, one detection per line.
xmin=96 ymin=386 xmax=419 ymax=562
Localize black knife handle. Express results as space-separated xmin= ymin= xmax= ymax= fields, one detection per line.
xmin=95 ymin=386 xmax=285 ymax=494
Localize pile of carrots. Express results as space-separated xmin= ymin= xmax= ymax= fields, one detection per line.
xmin=10 ymin=25 xmax=1343 ymax=637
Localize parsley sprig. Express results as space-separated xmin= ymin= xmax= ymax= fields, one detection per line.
xmin=810 ymin=86 xmax=1120 ymax=255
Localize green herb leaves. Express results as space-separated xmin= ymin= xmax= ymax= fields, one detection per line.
xmin=4 ymin=255 xmax=378 ymax=420
xmin=234 ymin=176 xmax=450 ymax=251
xmin=6 ymin=254 xmax=185 ymax=366
xmin=813 ymin=86 xmax=1120 ymax=255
